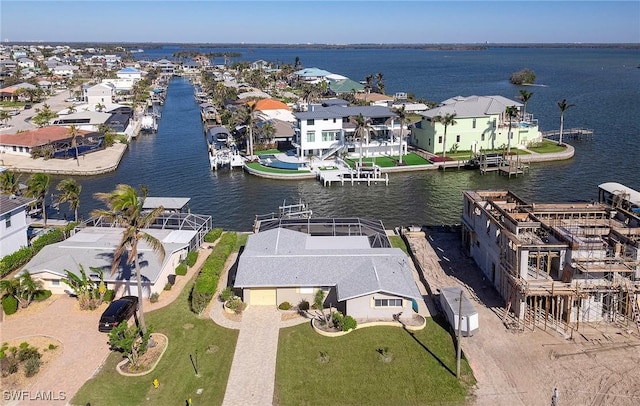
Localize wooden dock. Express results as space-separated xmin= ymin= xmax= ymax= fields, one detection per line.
xmin=318 ymin=168 xmax=389 ymax=187
xmin=542 ymin=128 xmax=594 ymax=141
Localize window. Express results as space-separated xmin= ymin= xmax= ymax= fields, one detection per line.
xmin=438 ymin=136 xmax=443 ymax=144
xmin=321 ymin=131 xmax=339 ymax=141
xmin=306 ymin=119 xmax=315 ymax=126
xmin=481 ymin=134 xmax=485 ymax=141
xmin=492 ymin=118 xmax=497 ymax=127
xmin=306 ymin=131 xmax=315 ymax=142
xmin=299 ymin=287 xmax=314 ymax=294
xmin=472 ymin=118 xmax=476 ymax=129
xmin=5 ymin=217 xmax=11 ymax=228
xmin=375 ymin=298 xmax=403 ymax=307
xmin=51 ymin=279 xmax=60 ymax=286
xmin=456 ymin=135 xmax=460 ymax=143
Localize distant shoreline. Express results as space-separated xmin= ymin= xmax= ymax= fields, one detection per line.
xmin=4 ymin=42 xmax=639 ymax=50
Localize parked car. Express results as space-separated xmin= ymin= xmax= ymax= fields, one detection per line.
xmin=98 ymin=296 xmax=138 ymax=333
xmin=24 ymin=104 xmax=32 ymax=109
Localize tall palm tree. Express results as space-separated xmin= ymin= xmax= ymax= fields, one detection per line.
xmin=518 ymin=90 xmax=534 ymax=122
xmin=352 ymin=113 xmax=372 ymax=168
xmin=393 ymin=106 xmax=408 ymax=164
xmin=91 ymin=184 xmax=165 ymax=334
xmin=68 ymin=125 xmax=81 ymax=166
xmin=375 ymin=72 xmax=385 ymax=94
xmin=0 ymin=170 xmax=21 ymax=195
xmin=237 ymin=102 xmax=258 ymax=157
xmin=557 ymin=99 xmax=575 ymax=145
xmin=505 ymin=106 xmax=519 ymax=154
xmin=95 ymin=103 xmax=105 ymax=112
xmin=67 ymin=104 xmax=77 ymax=114
xmin=56 ymin=178 xmax=81 ymax=222
xmin=0 ymin=110 xmax=10 ymax=126
xmin=434 ymin=113 xmax=457 ymax=158
xmin=26 ymin=173 xmax=50 ymax=226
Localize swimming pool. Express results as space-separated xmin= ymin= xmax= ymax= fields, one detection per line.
xmin=260 ymin=155 xmax=306 ymax=170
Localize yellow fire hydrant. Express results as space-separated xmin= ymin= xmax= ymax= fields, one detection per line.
xmin=153 ymin=378 xmax=159 ymax=389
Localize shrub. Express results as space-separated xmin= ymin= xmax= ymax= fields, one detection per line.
xmin=220 ymin=287 xmax=234 ymax=302
xmin=204 ymin=228 xmax=223 ymax=243
xmin=185 ymin=251 xmax=199 ymax=267
xmin=24 ymin=357 xmax=41 ymax=377
xmin=0 ymin=247 xmax=34 ymax=278
xmin=298 ymin=299 xmax=310 ymax=311
xmin=149 ymin=292 xmax=159 ymax=303
xmin=226 ymin=297 xmax=246 ymax=314
xmin=175 ymin=263 xmax=187 ymax=276
xmin=278 ymin=301 xmax=292 ymax=310
xmin=34 ymin=289 xmax=52 ymax=301
xmin=1 ymin=356 xmax=18 ymax=376
xmin=164 ymin=283 xmax=172 ymax=291
xmin=103 ymin=289 xmax=115 ymax=302
xmin=48 ymin=343 xmax=57 ymax=351
xmin=342 ymin=315 xmax=357 ymax=332
xmin=509 ymin=68 xmax=536 ymax=85
xmin=190 ymin=290 xmax=213 ymax=315
xmin=17 ymin=346 xmax=40 ymax=363
xmin=332 ymin=311 xmax=344 ymax=328
xmin=2 ymin=296 xmax=18 ymax=315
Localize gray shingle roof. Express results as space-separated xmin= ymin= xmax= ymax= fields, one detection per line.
xmin=0 ymin=194 xmax=36 ymax=216
xmin=235 ymin=228 xmax=421 ymax=301
xmin=294 ymin=105 xmax=395 ymax=120
xmin=420 ymin=95 xmax=522 ymax=119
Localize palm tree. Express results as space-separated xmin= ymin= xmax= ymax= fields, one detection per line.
xmin=0 ymin=170 xmax=21 ymax=195
xmin=352 ymin=113 xmax=372 ymax=168
xmin=91 ymin=184 xmax=165 ymax=334
xmin=26 ymin=173 xmax=50 ymax=226
xmin=0 ymin=110 xmax=10 ymax=126
xmin=67 ymin=124 xmax=82 ymax=166
xmin=237 ymin=102 xmax=258 ymax=157
xmin=375 ymin=72 xmax=385 ymax=94
xmin=518 ymin=90 xmax=534 ymax=122
xmin=557 ymin=99 xmax=575 ymax=145
xmin=56 ymin=178 xmax=81 ymax=222
xmin=95 ymin=103 xmax=106 ymax=112
xmin=434 ymin=113 xmax=457 ymax=159
xmin=393 ymin=106 xmax=408 ymax=164
xmin=505 ymin=106 xmax=519 ymax=154
xmin=67 ymin=104 xmax=77 ymax=114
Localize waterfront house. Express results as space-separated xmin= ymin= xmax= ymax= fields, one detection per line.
xmin=233 ymin=218 xmax=421 ymax=322
xmin=354 ymin=92 xmax=395 ymax=106
xmin=21 ymin=206 xmax=212 ymax=298
xmin=460 ymin=185 xmax=640 ymax=328
xmin=51 ymin=111 xmax=112 ymax=132
xmin=294 ymin=67 xmax=332 ymax=83
xmin=328 ymin=78 xmax=365 ymax=95
xmin=154 ymin=59 xmax=176 ymax=74
xmin=0 ymin=126 xmax=90 ymax=157
xmin=251 ymin=98 xmax=296 ymax=123
xmin=84 ymin=82 xmax=115 ymax=105
xmin=293 ymin=105 xmax=398 ymax=161
xmin=411 ymin=95 xmax=541 ymax=155
xmin=0 ymin=193 xmax=36 ymax=258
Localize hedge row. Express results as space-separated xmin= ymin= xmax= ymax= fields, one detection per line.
xmin=204 ymin=228 xmax=223 ymax=243
xmin=0 ymin=223 xmax=78 ymax=278
xmin=185 ymin=250 xmax=199 ymax=267
xmin=190 ymin=232 xmax=237 ymax=315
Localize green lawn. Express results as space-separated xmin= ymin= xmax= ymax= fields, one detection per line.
xmin=255 ymin=149 xmax=284 ymax=156
xmin=389 ymin=235 xmax=409 ymax=255
xmin=345 ymin=153 xmax=430 ymax=168
xmin=246 ymin=162 xmax=311 ymax=174
xmin=72 ymin=279 xmax=239 ymax=405
xmin=528 ymin=139 xmax=567 ymax=154
xmin=275 ymin=319 xmax=474 ymax=405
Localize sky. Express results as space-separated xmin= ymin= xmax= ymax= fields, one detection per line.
xmin=1 ymin=1 xmax=639 ymax=44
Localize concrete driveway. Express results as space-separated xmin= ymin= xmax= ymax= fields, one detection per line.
xmin=2 ymin=295 xmax=110 ymax=406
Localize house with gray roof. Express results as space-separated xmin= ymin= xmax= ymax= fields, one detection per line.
xmin=233 ymin=221 xmax=421 ymax=322
xmin=0 ymin=193 xmax=36 ymax=257
xmin=411 ymin=95 xmax=542 ymax=155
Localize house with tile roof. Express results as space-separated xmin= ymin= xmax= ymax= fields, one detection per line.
xmin=411 ymin=95 xmax=542 ymax=154
xmin=0 ymin=126 xmax=91 ymax=157
xmin=233 ymin=220 xmax=421 ymax=322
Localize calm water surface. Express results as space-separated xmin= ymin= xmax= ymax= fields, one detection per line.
xmin=57 ymin=47 xmax=639 ymax=231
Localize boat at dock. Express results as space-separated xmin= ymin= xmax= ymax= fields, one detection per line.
xmin=206 ymin=126 xmax=244 ymax=170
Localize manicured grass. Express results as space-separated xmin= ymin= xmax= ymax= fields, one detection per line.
xmin=402 ymin=152 xmax=431 ymax=165
xmin=389 ymin=235 xmax=409 ymax=255
xmin=345 ymin=152 xmax=429 ymax=168
xmin=255 ymin=149 xmax=284 ymax=156
xmin=528 ymin=139 xmax=567 ymax=153
xmin=72 ymin=279 xmax=239 ymax=405
xmin=246 ymin=162 xmax=311 ymax=174
xmin=275 ymin=318 xmax=474 ymax=405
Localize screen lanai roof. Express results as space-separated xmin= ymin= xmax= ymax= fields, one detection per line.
xmin=234 ymin=228 xmax=421 ymax=302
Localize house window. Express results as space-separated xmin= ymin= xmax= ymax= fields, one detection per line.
xmin=375 ymin=298 xmax=402 ymax=307
xmin=456 ymin=135 xmax=460 ymax=143
xmin=472 ymin=118 xmax=476 ymax=129
xmin=492 ymin=118 xmax=497 ymax=127
xmin=438 ymin=136 xmax=443 ymax=144
xmin=51 ymin=279 xmax=60 ymax=286
xmin=481 ymin=134 xmax=485 ymax=141
xmin=306 ymin=119 xmax=315 ymax=126
xmin=321 ymin=131 xmax=339 ymax=141
xmin=299 ymin=287 xmax=314 ymax=294
xmin=306 ymin=131 xmax=315 ymax=142
xmin=333 ymin=118 xmax=336 ymax=123
xmin=5 ymin=217 xmax=11 ymax=228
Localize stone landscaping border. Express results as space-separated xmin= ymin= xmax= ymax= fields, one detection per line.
xmin=116 ymin=333 xmax=169 ymax=377
xmin=311 ymin=314 xmax=427 ymax=337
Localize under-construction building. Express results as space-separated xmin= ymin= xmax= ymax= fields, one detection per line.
xmin=461 ymin=182 xmax=640 ymax=332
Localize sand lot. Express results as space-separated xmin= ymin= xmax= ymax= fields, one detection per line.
xmin=405 ymin=228 xmax=640 ymax=406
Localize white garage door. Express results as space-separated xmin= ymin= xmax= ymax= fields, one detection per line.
xmin=250 ymin=288 xmax=277 ymax=306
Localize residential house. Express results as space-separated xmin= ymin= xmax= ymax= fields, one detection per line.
xmin=51 ymin=111 xmax=112 ymax=132
xmin=84 ymin=82 xmax=115 ymax=105
xmin=293 ymin=105 xmax=398 ymax=161
xmin=233 ymin=218 xmax=421 ymax=322
xmin=22 ymin=206 xmax=212 ymax=298
xmin=51 ymin=64 xmax=79 ymax=78
xmin=116 ymin=66 xmax=142 ymax=80
xmin=155 ymin=59 xmax=176 ymax=74
xmin=460 ymin=184 xmax=640 ymax=329
xmin=17 ymin=57 xmax=35 ymax=69
xmin=411 ymin=95 xmax=541 ymax=155
xmin=0 ymin=193 xmax=36 ymax=258
xmin=294 ymin=67 xmax=332 ymax=83
xmin=0 ymin=82 xmax=37 ymax=101
xmin=0 ymin=126 xmax=92 ymax=156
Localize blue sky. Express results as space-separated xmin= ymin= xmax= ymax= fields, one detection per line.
xmin=2 ymin=1 xmax=639 ymax=44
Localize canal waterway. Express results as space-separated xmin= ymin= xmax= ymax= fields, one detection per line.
xmin=56 ymin=47 xmax=639 ymax=231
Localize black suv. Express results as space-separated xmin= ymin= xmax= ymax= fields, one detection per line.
xmin=98 ymin=296 xmax=138 ymax=333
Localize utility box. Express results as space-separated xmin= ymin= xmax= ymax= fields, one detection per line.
xmin=439 ymin=287 xmax=479 ymax=337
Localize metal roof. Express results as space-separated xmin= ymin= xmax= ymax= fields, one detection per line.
xmin=142 ymin=197 xmax=191 ymax=211
xmin=599 ymin=182 xmax=640 ymax=206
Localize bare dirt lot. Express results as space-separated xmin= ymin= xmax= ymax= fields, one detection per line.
xmin=405 ymin=227 xmax=640 ymax=406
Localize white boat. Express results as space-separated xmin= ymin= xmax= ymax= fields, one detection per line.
xmin=140 ymin=115 xmax=157 ymax=133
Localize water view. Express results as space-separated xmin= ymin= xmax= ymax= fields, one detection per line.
xmin=59 ymin=46 xmax=639 ymax=231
